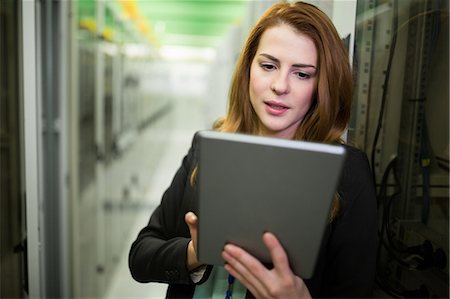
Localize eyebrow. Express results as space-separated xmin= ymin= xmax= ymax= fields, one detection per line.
xmin=259 ymin=53 xmax=317 ymax=69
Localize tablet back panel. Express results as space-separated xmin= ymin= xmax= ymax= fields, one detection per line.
xmin=197 ymin=131 xmax=346 ymax=278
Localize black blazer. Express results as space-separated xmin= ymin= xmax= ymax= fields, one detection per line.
xmin=129 ymin=133 xmax=378 ymax=298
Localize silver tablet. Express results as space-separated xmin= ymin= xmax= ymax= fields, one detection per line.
xmin=196 ymin=130 xmax=346 ymax=279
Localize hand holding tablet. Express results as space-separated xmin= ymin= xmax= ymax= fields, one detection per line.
xmin=196 ymin=130 xmax=346 ymax=278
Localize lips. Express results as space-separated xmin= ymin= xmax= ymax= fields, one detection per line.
xmin=264 ymin=100 xmax=289 ymax=116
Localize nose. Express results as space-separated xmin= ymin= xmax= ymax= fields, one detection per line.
xmin=270 ymin=73 xmax=290 ymax=95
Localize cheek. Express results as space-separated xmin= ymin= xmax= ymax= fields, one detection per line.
xmin=249 ymin=68 xmax=266 ymax=100
xmin=306 ymin=88 xmax=315 ymax=105
xmin=249 ymin=68 xmax=258 ymax=103
xmin=299 ymin=84 xmax=315 ymax=106
xmin=290 ymin=85 xmax=315 ymax=115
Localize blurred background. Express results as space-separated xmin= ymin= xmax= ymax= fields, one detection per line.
xmin=1 ymin=0 xmax=448 ymax=298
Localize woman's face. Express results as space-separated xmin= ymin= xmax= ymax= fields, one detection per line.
xmin=249 ymin=24 xmax=317 ymax=139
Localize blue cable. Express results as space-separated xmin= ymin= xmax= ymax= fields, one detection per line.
xmin=226 ymin=274 xmax=235 ymax=299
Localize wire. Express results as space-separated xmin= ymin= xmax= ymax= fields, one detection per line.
xmin=368 ymin=2 xmax=446 ymax=186
xmin=371 ymin=2 xmax=447 ymax=296
xmin=420 ymin=114 xmax=431 ymax=225
xmin=370 ymin=0 xmax=399 ymax=184
xmin=384 ymin=159 xmax=407 ymax=253
xmin=377 ymin=157 xmax=412 ymax=267
xmin=376 ymin=157 xmax=405 ymax=253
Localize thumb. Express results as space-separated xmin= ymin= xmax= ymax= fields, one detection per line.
xmin=185 ymin=212 xmax=198 ymax=252
xmin=185 ymin=212 xmax=198 ymax=239
xmin=185 ymin=211 xmax=198 ymax=230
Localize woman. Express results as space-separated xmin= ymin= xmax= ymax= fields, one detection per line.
xmin=129 ymin=1 xmax=377 ymax=298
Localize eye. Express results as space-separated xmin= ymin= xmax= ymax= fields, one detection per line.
xmin=295 ymin=71 xmax=311 ymax=80
xmin=260 ymin=63 xmax=276 ymax=71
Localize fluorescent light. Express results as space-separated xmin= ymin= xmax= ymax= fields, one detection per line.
xmin=159 ymin=45 xmax=217 ymax=62
xmin=123 ymin=43 xmax=155 ymax=57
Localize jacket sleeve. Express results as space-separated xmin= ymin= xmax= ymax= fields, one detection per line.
xmin=128 ymin=136 xmax=198 ymax=285
xmin=320 ymin=148 xmax=378 ymax=298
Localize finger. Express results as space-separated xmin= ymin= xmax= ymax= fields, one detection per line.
xmin=263 ymin=232 xmax=292 ymax=274
xmin=222 ymin=251 xmax=250 ymax=285
xmin=185 ymin=212 xmax=198 ymax=250
xmin=222 ymin=244 xmax=270 ymax=297
xmin=185 ymin=211 xmax=197 ymax=226
xmin=184 ymin=212 xmax=198 ymax=234
xmin=223 ymin=262 xmax=265 ymax=299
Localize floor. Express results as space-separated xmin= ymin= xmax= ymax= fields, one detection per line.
xmin=104 ymin=94 xmax=210 ymax=299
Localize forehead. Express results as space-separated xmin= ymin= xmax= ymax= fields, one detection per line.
xmin=256 ymin=24 xmax=317 ymax=66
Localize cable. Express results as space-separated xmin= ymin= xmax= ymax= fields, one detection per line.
xmin=376 ymin=156 xmax=407 ymax=254
xmin=369 ymin=3 xmax=445 ymax=186
xmin=376 ymin=157 xmax=417 ymax=270
xmin=371 ymin=2 xmax=447 ymax=296
xmin=384 ymin=158 xmax=407 ymax=253
xmin=419 ymin=114 xmax=431 ymax=225
xmin=418 ymin=4 xmax=442 ymax=225
xmin=370 ymin=0 xmax=398 ymax=184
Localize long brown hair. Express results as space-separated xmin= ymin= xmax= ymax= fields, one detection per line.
xmin=207 ymin=1 xmax=352 ymax=220
xmin=216 ymin=1 xmax=352 ymax=142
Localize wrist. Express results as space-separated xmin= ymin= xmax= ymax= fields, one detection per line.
xmin=186 ymin=240 xmax=202 ymax=271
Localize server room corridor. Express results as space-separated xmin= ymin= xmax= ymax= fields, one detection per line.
xmin=3 ymin=1 xmax=448 ymax=298
xmin=104 ymin=92 xmax=209 ymax=298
